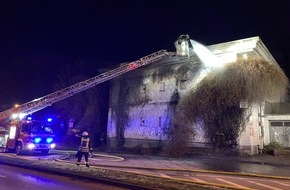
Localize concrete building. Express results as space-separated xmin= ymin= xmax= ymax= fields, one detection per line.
xmin=107 ymin=36 xmax=287 ymax=155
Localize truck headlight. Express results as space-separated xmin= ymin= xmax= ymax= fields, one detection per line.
xmin=27 ymin=143 xmax=35 ymax=149
xmin=50 ymin=143 xmax=56 ymax=148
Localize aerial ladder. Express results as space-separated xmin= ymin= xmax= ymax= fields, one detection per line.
xmin=0 ymin=49 xmax=176 ymax=123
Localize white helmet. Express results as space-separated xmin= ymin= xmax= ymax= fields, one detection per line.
xmin=82 ymin=131 xmax=89 ymax=136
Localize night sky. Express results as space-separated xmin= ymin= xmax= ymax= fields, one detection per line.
xmin=0 ymin=0 xmax=290 ymax=109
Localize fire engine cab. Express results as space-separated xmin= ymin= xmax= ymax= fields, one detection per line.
xmin=1 ymin=119 xmax=56 ymax=155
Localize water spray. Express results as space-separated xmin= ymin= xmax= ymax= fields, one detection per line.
xmin=175 ymin=34 xmax=235 ymax=69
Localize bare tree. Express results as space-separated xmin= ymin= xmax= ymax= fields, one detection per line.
xmin=51 ymin=59 xmax=107 ymax=148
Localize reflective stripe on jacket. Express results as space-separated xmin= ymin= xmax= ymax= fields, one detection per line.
xmin=80 ymin=137 xmax=92 ymax=152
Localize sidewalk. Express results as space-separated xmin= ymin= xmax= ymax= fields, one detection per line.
xmin=54 ymin=148 xmax=290 ymax=168
xmin=88 ymin=149 xmax=290 ymax=167
xmin=229 ymin=151 xmax=290 ymax=167
xmin=68 ymin=149 xmax=289 ymax=178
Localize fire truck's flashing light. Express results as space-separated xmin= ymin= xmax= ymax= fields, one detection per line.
xmin=34 ymin=137 xmax=42 ymax=144
xmin=11 ymin=113 xmax=27 ymax=120
xmin=46 ymin=137 xmax=53 ymax=143
xmin=19 ymin=113 xmax=26 ymax=119
xmin=11 ymin=114 xmax=18 ymax=119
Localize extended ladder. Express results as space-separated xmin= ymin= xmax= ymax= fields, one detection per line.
xmin=0 ymin=50 xmax=175 ymax=121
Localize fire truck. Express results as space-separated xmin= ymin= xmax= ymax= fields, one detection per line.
xmin=0 ymin=35 xmax=191 ymax=155
xmin=2 ymin=119 xmax=55 ymax=154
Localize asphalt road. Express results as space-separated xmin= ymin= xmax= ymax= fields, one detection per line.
xmin=0 ymin=164 xmax=131 ymax=190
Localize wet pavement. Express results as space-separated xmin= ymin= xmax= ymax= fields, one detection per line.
xmin=2 ymin=150 xmax=290 ymax=189
xmin=59 ymin=150 xmax=290 ymax=178
xmin=2 ymin=148 xmax=290 ymax=178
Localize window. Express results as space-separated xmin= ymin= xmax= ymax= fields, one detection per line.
xmin=31 ymin=122 xmax=53 ymax=134
xmin=158 ymin=117 xmax=162 ymax=126
xmin=141 ymin=85 xmax=146 ymax=93
xmin=125 ymin=87 xmax=129 ymax=95
xmin=159 ymin=82 xmax=165 ymax=91
xmin=270 ymin=122 xmax=283 ymax=126
xmin=21 ymin=123 xmax=30 ymax=133
xmin=140 ymin=117 xmax=145 ymax=126
xmin=180 ymin=80 xmax=187 ymax=90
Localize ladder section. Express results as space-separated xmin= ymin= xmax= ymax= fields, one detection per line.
xmin=0 ymin=50 xmax=174 ymax=120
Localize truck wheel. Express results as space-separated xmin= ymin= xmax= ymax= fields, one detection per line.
xmin=15 ymin=143 xmax=22 ymax=155
xmin=41 ymin=149 xmax=50 ymax=155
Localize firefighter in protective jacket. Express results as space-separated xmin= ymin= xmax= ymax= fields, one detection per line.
xmin=76 ymin=131 xmax=93 ymax=167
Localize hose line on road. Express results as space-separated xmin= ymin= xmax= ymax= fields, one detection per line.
xmin=52 ymin=150 xmax=124 ymax=161
xmin=90 ymin=153 xmax=125 ymax=161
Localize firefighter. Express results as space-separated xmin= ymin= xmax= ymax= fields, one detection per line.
xmin=76 ymin=131 xmax=93 ymax=167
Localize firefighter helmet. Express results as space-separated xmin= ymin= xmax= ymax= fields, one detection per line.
xmin=82 ymin=131 xmax=89 ymax=136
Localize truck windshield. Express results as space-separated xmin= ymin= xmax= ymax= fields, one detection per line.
xmin=22 ymin=122 xmax=53 ymax=134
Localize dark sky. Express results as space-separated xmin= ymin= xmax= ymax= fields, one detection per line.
xmin=0 ymin=0 xmax=290 ymax=108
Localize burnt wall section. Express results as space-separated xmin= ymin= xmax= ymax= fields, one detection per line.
xmin=107 ymin=56 xmax=203 ymax=149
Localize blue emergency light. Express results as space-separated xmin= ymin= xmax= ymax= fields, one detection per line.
xmin=34 ymin=137 xmax=42 ymax=144
xmin=46 ymin=137 xmax=53 ymax=144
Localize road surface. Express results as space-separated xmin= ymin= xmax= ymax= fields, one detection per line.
xmin=0 ymin=164 xmax=133 ymax=190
